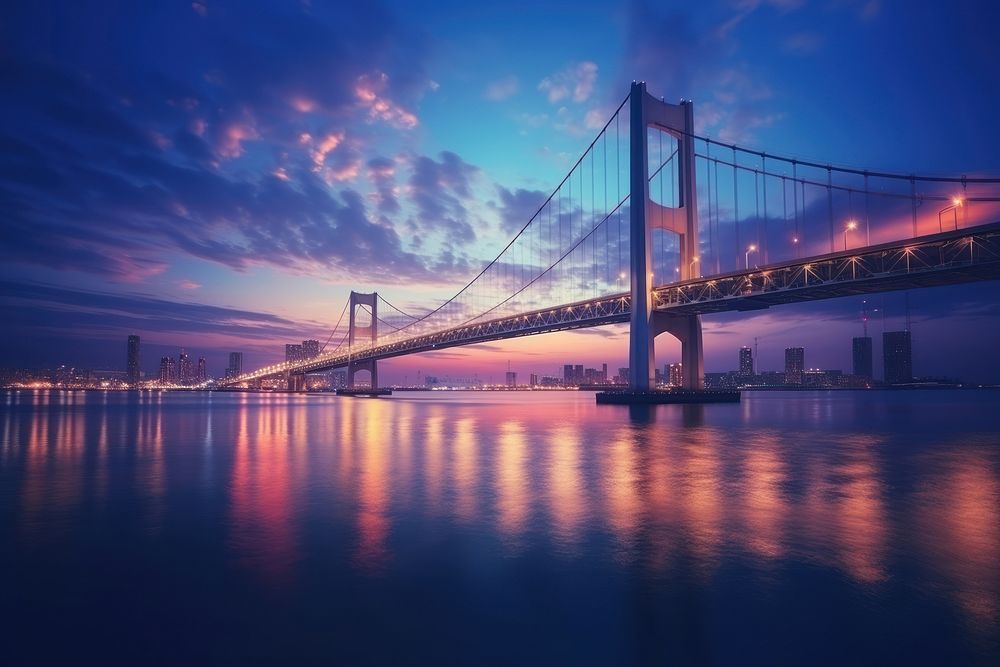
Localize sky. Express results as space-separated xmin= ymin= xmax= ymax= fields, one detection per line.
xmin=2 ymin=0 xmax=1000 ymax=383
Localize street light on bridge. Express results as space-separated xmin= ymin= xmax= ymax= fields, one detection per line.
xmin=938 ymin=196 xmax=964 ymax=232
xmin=745 ymin=244 xmax=757 ymax=270
xmin=844 ymin=219 xmax=858 ymax=250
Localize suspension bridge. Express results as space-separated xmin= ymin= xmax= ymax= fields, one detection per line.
xmin=218 ymin=82 xmax=1000 ymax=395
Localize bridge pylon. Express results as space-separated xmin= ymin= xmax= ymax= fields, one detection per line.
xmin=347 ymin=290 xmax=378 ymax=389
xmin=629 ymin=81 xmax=704 ymax=390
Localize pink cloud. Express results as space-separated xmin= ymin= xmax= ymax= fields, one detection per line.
xmin=310 ymin=131 xmax=344 ymax=169
xmin=354 ymin=72 xmax=418 ymax=129
xmin=290 ymin=96 xmax=317 ymax=113
xmin=218 ymin=121 xmax=259 ymax=159
xmin=178 ymin=279 xmax=202 ymax=290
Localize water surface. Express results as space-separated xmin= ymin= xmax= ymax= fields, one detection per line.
xmin=1 ymin=389 xmax=998 ymax=664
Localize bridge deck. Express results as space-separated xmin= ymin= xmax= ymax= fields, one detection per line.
xmin=224 ymin=221 xmax=1000 ymax=385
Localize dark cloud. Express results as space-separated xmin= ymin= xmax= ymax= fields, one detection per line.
xmin=494 ymin=186 xmax=549 ymax=234
xmin=620 ymin=1 xmax=782 ymax=143
xmin=368 ymin=156 xmax=400 ymax=214
xmin=0 ymin=0 xmax=481 ymax=287
xmin=408 ymin=152 xmax=479 ymax=245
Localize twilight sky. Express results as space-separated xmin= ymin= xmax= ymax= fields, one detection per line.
xmin=2 ymin=0 xmax=1000 ymax=382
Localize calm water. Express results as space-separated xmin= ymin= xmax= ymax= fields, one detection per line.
xmin=1 ymin=389 xmax=998 ymax=664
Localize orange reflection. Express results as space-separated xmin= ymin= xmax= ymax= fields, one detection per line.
xmin=496 ymin=420 xmax=529 ymax=551
xmin=229 ymin=395 xmax=298 ymax=582
xmin=547 ymin=424 xmax=583 ymax=553
xmin=677 ymin=428 xmax=724 ymax=573
xmin=834 ymin=447 xmax=887 ymax=584
xmin=604 ymin=427 xmax=640 ymax=557
xmin=741 ymin=441 xmax=787 ymax=560
xmin=355 ymin=399 xmax=392 ymax=572
xmin=451 ymin=416 xmax=479 ymax=523
xmin=423 ymin=410 xmax=445 ymax=514
xmin=915 ymin=447 xmax=1000 ymax=626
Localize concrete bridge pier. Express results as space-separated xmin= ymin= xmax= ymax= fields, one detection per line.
xmin=347 ymin=291 xmax=379 ymax=390
xmin=651 ymin=312 xmax=704 ymax=390
xmin=287 ymin=372 xmax=306 ymax=392
xmin=347 ymin=358 xmax=378 ymax=390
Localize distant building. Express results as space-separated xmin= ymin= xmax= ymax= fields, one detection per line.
xmin=505 ymin=371 xmax=517 ymax=387
xmin=302 ymin=340 xmax=320 ymax=359
xmin=529 ymin=373 xmax=539 ymax=386
xmin=285 ymin=343 xmax=303 ymax=363
xmin=331 ymin=370 xmax=347 ymax=388
xmin=803 ymin=369 xmax=844 ymax=387
xmin=574 ymin=365 xmax=583 ymax=384
xmin=178 ymin=350 xmax=192 ymax=384
xmin=617 ymin=367 xmax=629 ymax=384
xmin=739 ymin=346 xmax=754 ymax=377
xmin=668 ymin=363 xmax=683 ymax=387
xmin=197 ymin=357 xmax=207 ymax=383
xmin=126 ymin=335 xmax=140 ymax=386
xmin=227 ymin=352 xmax=243 ymax=379
xmin=852 ymin=336 xmax=873 ymax=380
xmin=159 ymin=356 xmax=177 ymax=383
xmin=784 ymin=347 xmax=804 ymax=385
xmin=705 ymin=372 xmax=736 ymax=390
xmin=883 ymin=331 xmax=913 ymax=384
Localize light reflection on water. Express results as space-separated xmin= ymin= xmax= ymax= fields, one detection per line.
xmin=1 ymin=388 xmax=998 ymax=663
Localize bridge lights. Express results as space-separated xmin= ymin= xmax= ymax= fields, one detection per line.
xmin=939 ymin=197 xmax=964 ymax=232
xmin=745 ymin=244 xmax=757 ymax=269
xmin=844 ymin=219 xmax=858 ymax=250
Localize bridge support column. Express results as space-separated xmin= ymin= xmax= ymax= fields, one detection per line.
xmin=287 ymin=373 xmax=306 ymax=392
xmin=652 ymin=312 xmax=704 ymax=390
xmin=347 ymin=290 xmax=379 ymax=389
xmin=628 ymin=81 xmax=702 ymax=390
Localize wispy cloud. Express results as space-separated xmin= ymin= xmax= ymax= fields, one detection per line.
xmin=538 ymin=62 xmax=599 ymax=104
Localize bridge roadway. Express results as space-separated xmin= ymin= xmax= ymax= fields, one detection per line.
xmin=227 ymin=221 xmax=1000 ymax=384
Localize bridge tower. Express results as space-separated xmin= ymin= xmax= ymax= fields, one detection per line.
xmin=629 ymin=81 xmax=704 ymax=390
xmin=347 ymin=290 xmax=379 ymax=389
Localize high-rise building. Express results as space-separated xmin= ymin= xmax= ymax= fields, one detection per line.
xmin=227 ymin=352 xmax=243 ymax=379
xmin=331 ymin=370 xmax=347 ymax=388
xmin=883 ymin=331 xmax=913 ymax=384
xmin=563 ymin=364 xmax=574 ymax=385
xmin=126 ymin=335 xmax=140 ymax=386
xmin=784 ymin=347 xmax=804 ymax=385
xmin=852 ymin=336 xmax=873 ymax=380
xmin=505 ymin=371 xmax=517 ymax=387
xmin=285 ymin=343 xmax=303 ymax=363
xmin=601 ymin=363 xmax=608 ymax=383
xmin=574 ymin=365 xmax=583 ymax=384
xmin=158 ymin=356 xmax=177 ymax=383
xmin=197 ymin=357 xmax=207 ymax=383
xmin=302 ymin=340 xmax=320 ymax=359
xmin=668 ymin=363 xmax=683 ymax=387
xmin=178 ymin=350 xmax=192 ymax=384
xmin=739 ymin=346 xmax=754 ymax=376
xmin=529 ymin=373 xmax=539 ymax=386
xmin=617 ymin=367 xmax=629 ymax=384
